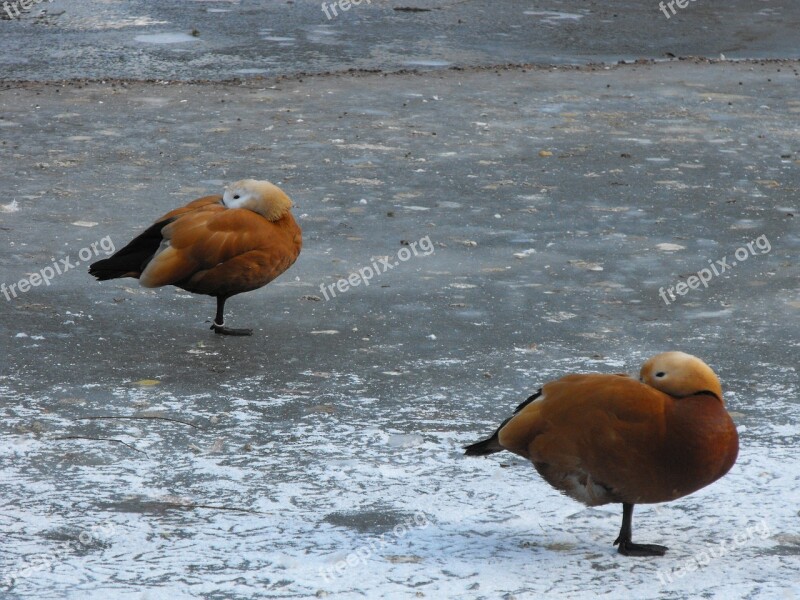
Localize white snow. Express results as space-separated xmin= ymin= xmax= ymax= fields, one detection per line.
xmin=0 ymin=369 xmax=797 ymax=599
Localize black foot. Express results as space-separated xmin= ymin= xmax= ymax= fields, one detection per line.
xmin=613 ymin=503 xmax=667 ymax=557
xmin=614 ymin=540 xmax=668 ymax=557
xmin=211 ymin=324 xmax=253 ymax=336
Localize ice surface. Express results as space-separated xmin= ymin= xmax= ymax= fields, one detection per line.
xmin=1 ymin=61 xmax=799 ymax=599
xmin=134 ymin=33 xmax=201 ymax=45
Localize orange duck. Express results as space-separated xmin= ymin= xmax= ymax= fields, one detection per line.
xmin=90 ymin=180 xmax=302 ymax=336
xmin=465 ymin=352 xmax=739 ymax=556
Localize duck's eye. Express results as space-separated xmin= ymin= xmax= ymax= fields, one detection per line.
xmin=233 ymin=194 xmax=241 ymax=200
xmin=655 ymin=372 xmax=666 ymax=378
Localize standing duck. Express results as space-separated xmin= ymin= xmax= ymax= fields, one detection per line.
xmin=90 ymin=179 xmax=302 ymax=336
xmin=465 ymin=352 xmax=739 ymax=556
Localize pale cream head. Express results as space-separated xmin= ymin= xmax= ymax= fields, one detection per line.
xmin=640 ymin=351 xmax=723 ymax=401
xmin=222 ymin=179 xmax=293 ymax=221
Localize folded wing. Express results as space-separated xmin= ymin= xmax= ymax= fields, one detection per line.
xmin=89 ymin=195 xmax=222 ymax=281
xmin=498 ymin=374 xmax=669 ymax=503
xmin=139 ymin=203 xmax=300 ymax=296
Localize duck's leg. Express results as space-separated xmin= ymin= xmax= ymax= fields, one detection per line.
xmin=613 ymin=503 xmax=667 ymax=556
xmin=210 ymin=296 xmax=252 ymax=336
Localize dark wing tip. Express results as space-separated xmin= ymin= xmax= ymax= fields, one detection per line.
xmin=513 ymin=388 xmax=543 ymax=414
xmin=464 ymin=436 xmax=503 ymax=456
xmin=465 ymin=391 xmax=541 ymax=457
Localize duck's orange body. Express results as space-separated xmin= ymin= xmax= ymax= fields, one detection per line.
xmin=90 ymin=180 xmax=302 ymax=335
xmin=465 ymin=352 xmax=739 ymax=556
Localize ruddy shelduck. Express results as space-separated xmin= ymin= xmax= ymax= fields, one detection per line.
xmin=90 ymin=180 xmax=302 ymax=336
xmin=465 ymin=352 xmax=739 ymax=556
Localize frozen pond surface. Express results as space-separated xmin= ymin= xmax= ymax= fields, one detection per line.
xmin=1 ymin=6 xmax=799 ymax=599
xmin=0 ymin=0 xmax=799 ymax=80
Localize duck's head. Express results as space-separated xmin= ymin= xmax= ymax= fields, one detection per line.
xmin=222 ymin=179 xmax=294 ymax=221
xmin=640 ymin=351 xmax=723 ymax=401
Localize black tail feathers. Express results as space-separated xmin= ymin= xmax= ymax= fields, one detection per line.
xmin=464 ymin=390 xmax=542 ymax=457
xmin=464 ymin=430 xmax=505 ymax=456
xmin=89 ymin=219 xmax=170 ymax=281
